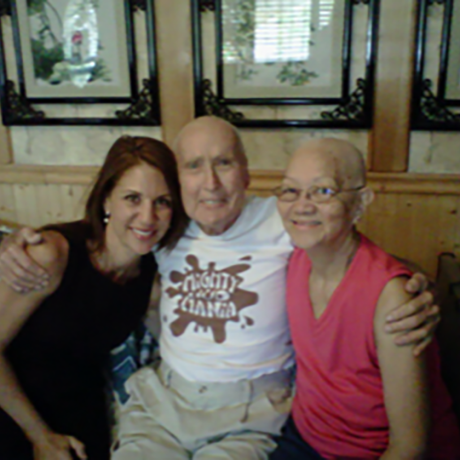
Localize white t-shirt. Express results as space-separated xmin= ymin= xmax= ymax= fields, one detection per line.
xmin=156 ymin=196 xmax=295 ymax=382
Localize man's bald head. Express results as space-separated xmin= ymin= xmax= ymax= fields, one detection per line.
xmin=171 ymin=116 xmax=250 ymax=236
xmin=173 ymin=116 xmax=248 ymax=168
xmin=289 ymin=138 xmax=366 ymax=189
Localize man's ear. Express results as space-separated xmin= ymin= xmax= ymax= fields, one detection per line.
xmin=353 ymin=187 xmax=374 ymax=224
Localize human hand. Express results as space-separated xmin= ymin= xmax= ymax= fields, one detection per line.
xmin=33 ymin=431 xmax=87 ymax=460
xmin=385 ymin=272 xmax=440 ymax=356
xmin=0 ymin=227 xmax=49 ymax=293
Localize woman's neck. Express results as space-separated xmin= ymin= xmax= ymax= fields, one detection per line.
xmin=307 ymin=230 xmax=360 ymax=281
xmin=306 ymin=231 xmax=360 ymax=319
xmin=88 ymin=242 xmax=141 ymax=284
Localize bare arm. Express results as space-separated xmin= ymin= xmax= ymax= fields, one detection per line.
xmin=0 ymin=227 xmax=49 ymax=292
xmin=385 ymin=271 xmax=440 ymax=356
xmin=0 ymin=231 xmax=86 ymax=460
xmin=375 ymin=276 xmax=430 ymax=459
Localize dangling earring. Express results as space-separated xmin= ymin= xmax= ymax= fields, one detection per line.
xmin=103 ymin=210 xmax=110 ymax=225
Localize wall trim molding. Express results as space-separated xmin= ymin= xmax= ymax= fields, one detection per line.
xmin=0 ymin=165 xmax=459 ymax=195
xmin=250 ymin=171 xmax=460 ymax=195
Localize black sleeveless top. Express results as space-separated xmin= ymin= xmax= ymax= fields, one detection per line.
xmin=0 ymin=224 xmax=156 ymax=459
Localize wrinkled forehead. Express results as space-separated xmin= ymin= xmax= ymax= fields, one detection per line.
xmin=176 ymin=128 xmax=244 ymax=164
xmin=284 ymin=149 xmax=344 ymax=185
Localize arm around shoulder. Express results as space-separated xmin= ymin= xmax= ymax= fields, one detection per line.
xmin=0 ymin=230 xmax=69 ymax=347
xmin=375 ymin=276 xmax=430 ymax=460
xmin=24 ymin=230 xmax=69 ymax=295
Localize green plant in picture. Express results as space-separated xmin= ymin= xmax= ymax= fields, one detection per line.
xmin=91 ymin=57 xmax=112 ymax=82
xmin=237 ymin=66 xmax=257 ymax=80
xmin=26 ymin=0 xmax=111 ymax=85
xmin=30 ymin=38 xmax=64 ymax=80
xmin=276 ymin=61 xmax=319 ymax=86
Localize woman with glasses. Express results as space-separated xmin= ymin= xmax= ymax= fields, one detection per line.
xmin=271 ymin=138 xmax=460 ymax=459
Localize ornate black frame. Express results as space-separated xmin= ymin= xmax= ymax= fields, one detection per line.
xmin=192 ymin=0 xmax=380 ymax=128
xmin=412 ymin=0 xmax=460 ymax=130
xmin=0 ymin=0 xmax=161 ymax=125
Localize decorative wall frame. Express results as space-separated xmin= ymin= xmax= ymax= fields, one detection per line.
xmin=0 ymin=0 xmax=160 ymax=125
xmin=412 ymin=0 xmax=460 ymax=130
xmin=192 ymin=0 xmax=380 ymax=128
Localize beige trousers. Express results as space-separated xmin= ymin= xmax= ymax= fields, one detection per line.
xmin=112 ymin=361 xmax=294 ymax=460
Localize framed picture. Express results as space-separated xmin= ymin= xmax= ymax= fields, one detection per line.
xmin=0 ymin=0 xmax=161 ymax=125
xmin=192 ymin=0 xmax=380 ymax=128
xmin=445 ymin=0 xmax=460 ymax=100
xmin=412 ymin=0 xmax=460 ymax=130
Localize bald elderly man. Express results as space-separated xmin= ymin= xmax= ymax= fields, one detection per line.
xmin=271 ymin=138 xmax=460 ymax=459
xmin=0 ymin=117 xmax=439 ymax=460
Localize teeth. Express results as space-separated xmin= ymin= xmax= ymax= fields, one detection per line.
xmin=133 ymin=229 xmax=153 ymax=236
xmin=203 ymin=200 xmax=224 ymax=204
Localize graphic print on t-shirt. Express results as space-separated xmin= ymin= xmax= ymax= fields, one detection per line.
xmin=165 ymin=254 xmax=258 ymax=343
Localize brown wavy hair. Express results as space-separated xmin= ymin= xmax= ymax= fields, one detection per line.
xmin=83 ymin=135 xmax=188 ymax=252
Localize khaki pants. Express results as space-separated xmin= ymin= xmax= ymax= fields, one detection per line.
xmin=112 ymin=361 xmax=294 ymax=460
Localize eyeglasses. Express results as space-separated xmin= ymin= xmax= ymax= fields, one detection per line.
xmin=272 ymin=184 xmax=365 ymax=204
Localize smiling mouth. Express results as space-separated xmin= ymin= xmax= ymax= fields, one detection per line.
xmin=200 ymin=199 xmax=227 ymax=206
xmin=291 ymin=220 xmax=321 ymax=228
xmin=131 ymin=228 xmax=157 ymax=240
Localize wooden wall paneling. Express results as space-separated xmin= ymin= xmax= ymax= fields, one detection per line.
xmin=155 ymin=0 xmax=195 ymax=147
xmin=70 ymin=184 xmax=90 ymax=222
xmin=359 ymin=192 xmax=460 ymax=277
xmin=369 ymin=0 xmax=418 ymax=171
xmin=12 ymin=184 xmax=41 ymax=228
xmin=0 ymin=125 xmax=12 ymax=165
xmin=58 ymin=185 xmax=79 ymax=223
xmin=0 ymin=183 xmax=17 ymax=223
xmin=40 ymin=184 xmax=67 ymax=226
xmin=35 ymin=185 xmax=55 ymax=225
xmin=0 ymin=168 xmax=459 ymax=276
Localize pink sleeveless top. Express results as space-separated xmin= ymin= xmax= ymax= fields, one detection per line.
xmin=287 ymin=234 xmax=460 ymax=459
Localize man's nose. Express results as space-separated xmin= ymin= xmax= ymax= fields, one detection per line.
xmin=203 ymin=165 xmax=220 ymax=190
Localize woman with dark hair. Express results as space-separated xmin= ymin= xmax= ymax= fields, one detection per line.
xmin=0 ymin=136 xmax=188 ymax=460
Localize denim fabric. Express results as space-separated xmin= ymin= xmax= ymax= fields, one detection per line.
xmin=110 ymin=322 xmax=158 ymax=404
xmin=270 ymin=417 xmax=324 ymax=460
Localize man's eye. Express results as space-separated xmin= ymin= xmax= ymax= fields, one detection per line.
xmin=216 ymin=158 xmax=233 ymax=167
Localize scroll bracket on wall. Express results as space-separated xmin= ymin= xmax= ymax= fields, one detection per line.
xmin=419 ymin=79 xmax=460 ymax=124
xmin=321 ymin=78 xmax=367 ymax=122
xmin=201 ymin=79 xmax=245 ymax=123
xmin=132 ymin=0 xmax=147 ymax=12
xmin=115 ymin=78 xmax=159 ymax=124
xmin=5 ymin=80 xmax=45 ymax=122
xmin=199 ymin=0 xmax=216 ymax=12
